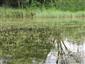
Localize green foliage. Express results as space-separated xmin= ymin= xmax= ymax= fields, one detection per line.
xmin=0 ymin=7 xmax=85 ymax=18
xmin=0 ymin=0 xmax=85 ymax=11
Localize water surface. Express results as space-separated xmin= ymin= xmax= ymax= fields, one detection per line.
xmin=0 ymin=18 xmax=85 ymax=64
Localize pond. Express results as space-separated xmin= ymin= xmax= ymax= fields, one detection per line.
xmin=45 ymin=38 xmax=85 ymax=64
xmin=0 ymin=18 xmax=85 ymax=64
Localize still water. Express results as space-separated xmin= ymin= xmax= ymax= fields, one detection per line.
xmin=0 ymin=18 xmax=85 ymax=64
xmin=45 ymin=38 xmax=85 ymax=64
xmin=32 ymin=38 xmax=85 ymax=64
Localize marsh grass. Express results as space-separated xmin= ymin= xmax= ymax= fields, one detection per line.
xmin=0 ymin=7 xmax=85 ymax=19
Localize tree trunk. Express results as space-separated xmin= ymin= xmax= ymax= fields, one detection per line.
xmin=17 ymin=0 xmax=20 ymax=7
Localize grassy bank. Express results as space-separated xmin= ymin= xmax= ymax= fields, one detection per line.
xmin=0 ymin=7 xmax=85 ymax=18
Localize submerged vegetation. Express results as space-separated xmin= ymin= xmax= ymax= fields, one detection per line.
xmin=0 ymin=18 xmax=85 ymax=64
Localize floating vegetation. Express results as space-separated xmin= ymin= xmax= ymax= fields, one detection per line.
xmin=0 ymin=18 xmax=85 ymax=64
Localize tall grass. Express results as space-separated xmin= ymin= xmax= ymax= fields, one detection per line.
xmin=0 ymin=7 xmax=85 ymax=19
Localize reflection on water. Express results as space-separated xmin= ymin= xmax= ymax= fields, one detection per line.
xmin=0 ymin=56 xmax=12 ymax=64
xmin=45 ymin=49 xmax=57 ymax=64
xmin=32 ymin=58 xmax=44 ymax=64
xmin=1 ymin=17 xmax=85 ymax=64
xmin=45 ymin=38 xmax=85 ymax=64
